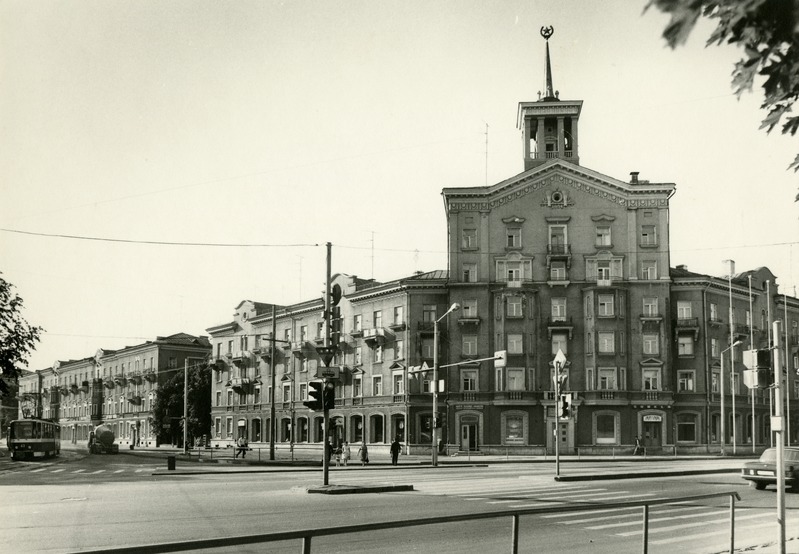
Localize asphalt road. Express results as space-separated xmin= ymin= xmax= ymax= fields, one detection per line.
xmin=1 ymin=453 xmax=798 ymax=553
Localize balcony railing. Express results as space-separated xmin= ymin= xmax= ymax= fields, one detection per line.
xmin=675 ymin=317 xmax=699 ymax=328
xmin=547 ymin=244 xmax=571 ymax=256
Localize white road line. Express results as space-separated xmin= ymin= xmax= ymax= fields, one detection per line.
xmin=616 ymin=512 xmax=770 ymax=537
xmin=29 ymin=468 xmax=48 ymax=473
xmin=487 ymin=500 xmax=520 ymax=504
xmin=134 ymin=469 xmax=144 ymax=473
xmin=649 ymin=516 xmax=777 ymax=545
xmin=542 ymin=506 xmax=640 ymax=519
xmin=587 ymin=509 xmax=728 ymax=530
xmin=554 ymin=505 xmax=706 ymax=525
xmin=71 ymin=469 xmax=86 ymax=473
xmin=51 ymin=468 xmax=66 ymax=473
xmin=89 ymin=470 xmax=105 ymax=474
xmin=113 ymin=469 xmax=124 ymax=473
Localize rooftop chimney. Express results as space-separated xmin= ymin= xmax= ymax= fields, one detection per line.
xmin=630 ymin=171 xmax=639 ymax=184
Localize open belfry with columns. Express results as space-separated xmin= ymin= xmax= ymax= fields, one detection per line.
xmin=204 ymin=28 xmax=798 ymax=457
xmin=17 ymin=29 xmax=799 ymax=456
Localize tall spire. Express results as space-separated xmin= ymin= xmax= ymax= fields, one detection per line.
xmin=540 ymin=26 xmax=557 ymax=102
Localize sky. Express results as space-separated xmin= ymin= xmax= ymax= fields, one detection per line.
xmin=2 ymin=0 xmax=798 ymax=372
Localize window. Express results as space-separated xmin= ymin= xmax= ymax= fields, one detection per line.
xmin=551 ymin=333 xmax=568 ymax=356
xmin=640 ymin=261 xmax=657 ymax=280
xmin=282 ymin=383 xmax=291 ymax=402
xmin=507 ymin=296 xmax=523 ymax=317
xmin=354 ymin=347 xmax=362 ymax=365
xmin=299 ymin=383 xmax=307 ymax=401
xmin=317 ymin=322 xmax=324 ymax=339
xmin=300 ymin=357 xmax=309 ymax=372
xmin=226 ymin=417 xmax=233 ymax=437
xmin=374 ymin=310 xmax=383 ymax=328
xmin=711 ymin=371 xmax=720 ymax=393
xmin=461 ymin=369 xmax=478 ymax=391
xmin=677 ymin=301 xmax=692 ymax=319
xmin=506 ymin=227 xmax=521 ymax=248
xmin=227 ymin=389 xmax=233 ymax=406
xmin=505 ymin=415 xmax=524 ymax=442
xmin=353 ymin=375 xmax=362 ymax=397
xmin=505 ymin=368 xmax=523 ymax=391
xmin=550 ymin=261 xmax=567 ymax=281
xmin=462 ymin=335 xmax=478 ymax=356
xmin=709 ymin=302 xmax=719 ymax=321
xmin=462 ymin=228 xmax=477 ymax=249
xmin=254 ymin=386 xmax=261 ymax=404
xmin=598 ymin=368 xmax=617 ymax=390
xmin=393 ymin=373 xmax=404 ymax=395
xmin=421 ymin=338 xmax=434 ymax=359
xmin=643 ymin=297 xmax=658 ymax=317
xmin=373 ymin=345 xmax=383 ymax=363
xmin=215 ymin=418 xmax=221 ymax=437
xmin=551 ymin=298 xmax=566 ymax=321
xmin=677 ymin=413 xmax=697 ymax=442
xmin=711 ymin=338 xmax=719 ymax=358
xmin=395 ymin=339 xmax=404 ymax=359
xmin=423 ymin=304 xmax=437 ymax=322
xmin=462 ymin=263 xmax=477 ymax=283
xmin=595 ymin=226 xmax=611 ymax=246
xmin=549 ymin=225 xmax=567 ymax=251
xmin=643 ymin=369 xmax=660 ymax=390
xmin=372 ymin=376 xmax=383 ymax=396
xmin=283 ymin=329 xmax=292 ymax=343
xmin=643 ymin=334 xmax=659 ymax=355
xmin=215 ymin=391 xmax=222 ymax=407
xmin=353 ymin=315 xmax=362 ymax=333
xmin=678 ymin=336 xmax=694 ymax=356
xmin=462 ymin=300 xmax=478 ymax=318
xmin=598 ymin=332 xmax=615 ymax=353
xmin=641 ymin=225 xmax=657 ymax=246
xmin=393 ymin=306 xmax=404 ymax=325
xmin=507 ymin=334 xmax=523 ymax=355
xmin=598 ymin=294 xmax=614 ymax=316
xmin=678 ymin=370 xmax=695 ymax=392
xmin=596 ymin=413 xmax=617 ymax=444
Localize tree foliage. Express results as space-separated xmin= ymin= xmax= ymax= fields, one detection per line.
xmin=0 ymin=273 xmax=43 ymax=396
xmin=647 ymin=0 xmax=799 ymax=186
xmin=152 ymin=362 xmax=212 ymax=446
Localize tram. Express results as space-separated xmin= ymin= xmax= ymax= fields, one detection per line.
xmin=6 ymin=418 xmax=61 ymax=460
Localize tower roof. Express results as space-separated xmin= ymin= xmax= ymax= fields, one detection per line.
xmin=540 ymin=26 xmax=557 ymax=102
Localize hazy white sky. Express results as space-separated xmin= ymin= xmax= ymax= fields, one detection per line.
xmin=2 ymin=0 xmax=797 ymax=371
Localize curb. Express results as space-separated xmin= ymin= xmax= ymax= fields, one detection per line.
xmin=554 ymin=468 xmax=739 ymax=482
xmin=305 ymin=484 xmax=415 ymax=495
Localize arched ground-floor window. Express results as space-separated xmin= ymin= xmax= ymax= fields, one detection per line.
xmin=350 ymin=414 xmax=364 ymax=443
xmin=370 ymin=414 xmax=384 ymax=443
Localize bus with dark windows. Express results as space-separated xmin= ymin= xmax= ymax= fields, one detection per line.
xmin=6 ymin=418 xmax=61 ymax=460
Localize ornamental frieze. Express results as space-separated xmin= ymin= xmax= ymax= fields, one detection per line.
xmin=448 ymin=174 xmax=669 ymax=212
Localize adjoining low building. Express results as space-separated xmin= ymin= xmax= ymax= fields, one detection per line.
xmin=17 ymin=333 xmax=210 ymax=448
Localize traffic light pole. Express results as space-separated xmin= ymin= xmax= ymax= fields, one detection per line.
xmin=772 ymin=320 xmax=786 ymax=552
xmin=322 ymin=242 xmax=332 ymax=486
xmin=555 ymin=360 xmax=561 ymax=478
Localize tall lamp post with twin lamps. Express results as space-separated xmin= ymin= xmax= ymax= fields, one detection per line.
xmin=720 ymin=340 xmax=742 ymax=455
xmin=432 ymin=303 xmax=459 ymax=467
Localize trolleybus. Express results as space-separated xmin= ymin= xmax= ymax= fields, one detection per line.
xmin=6 ymin=418 xmax=60 ymax=460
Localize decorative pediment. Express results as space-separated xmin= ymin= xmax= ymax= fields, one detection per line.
xmin=591 ymin=214 xmax=616 ymax=222
xmin=640 ymin=357 xmax=664 ymax=367
xmin=502 ymin=216 xmax=526 ymax=224
xmin=389 ymin=362 xmax=406 ymax=371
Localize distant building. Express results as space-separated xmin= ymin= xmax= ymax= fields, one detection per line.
xmin=17 ymin=333 xmax=210 ymax=448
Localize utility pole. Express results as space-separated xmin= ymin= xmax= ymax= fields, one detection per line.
xmin=183 ymin=359 xmax=188 ymax=455
xmin=323 ymin=242 xmax=332 ymax=486
xmin=269 ymin=304 xmax=277 ymax=461
xmin=773 ymin=320 xmax=786 ymax=553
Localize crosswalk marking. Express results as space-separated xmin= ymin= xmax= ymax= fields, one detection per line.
xmin=556 ymin=505 xmax=706 ymax=525
xmin=586 ymin=508 xmax=728 ymax=530
xmin=649 ymin=515 xmax=777 ymax=545
xmin=616 ymin=511 xmax=770 ymax=537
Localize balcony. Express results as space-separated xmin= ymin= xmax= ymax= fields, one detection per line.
xmin=363 ymin=328 xmax=388 ymax=345
xmin=103 ymin=377 xmax=115 ymax=389
xmin=675 ymin=317 xmax=700 ymax=341
xmin=630 ymin=390 xmax=674 ymax=406
xmin=457 ymin=315 xmax=481 ymax=326
xmin=230 ymin=377 xmax=251 ymax=391
xmin=639 ymin=312 xmax=663 ymax=323
xmin=128 ymin=372 xmax=142 ymax=385
xmin=143 ymin=369 xmax=157 ymax=382
xmin=389 ymin=321 xmax=407 ymax=332
xmin=69 ymin=384 xmax=79 ymax=394
xmin=291 ymin=341 xmax=309 ymax=354
xmin=708 ymin=317 xmax=724 ymax=328
xmin=114 ymin=375 xmax=127 ymax=386
xmin=546 ymin=317 xmax=574 ymax=339
xmin=127 ymin=394 xmax=142 ymax=405
xmin=547 ymin=244 xmax=571 ymax=256
xmin=232 ymin=350 xmax=251 ymax=365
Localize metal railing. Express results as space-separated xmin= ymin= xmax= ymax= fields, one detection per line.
xmin=79 ymin=491 xmax=741 ymax=554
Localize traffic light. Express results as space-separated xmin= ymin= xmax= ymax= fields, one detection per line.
xmin=323 ymin=381 xmax=335 ymax=410
xmin=742 ymin=349 xmax=773 ymax=389
xmin=304 ymin=381 xmax=324 ymax=411
xmin=560 ymin=393 xmax=572 ymax=419
xmin=435 ymin=411 xmax=446 ymax=428
xmin=331 ymin=306 xmax=341 ymax=347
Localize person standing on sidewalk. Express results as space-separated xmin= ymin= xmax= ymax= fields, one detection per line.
xmin=390 ymin=437 xmax=401 ymax=466
xmin=633 ymin=436 xmax=642 ymax=456
xmin=357 ymin=442 xmax=369 ymax=466
xmin=341 ymin=441 xmax=351 ymax=466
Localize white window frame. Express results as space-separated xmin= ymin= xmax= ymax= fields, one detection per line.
xmin=598 ymin=294 xmax=614 ymax=317
xmin=677 ymin=370 xmax=695 ymax=392
xmin=507 ymin=334 xmax=523 ymax=355
xmin=462 ymin=335 xmax=478 ymax=356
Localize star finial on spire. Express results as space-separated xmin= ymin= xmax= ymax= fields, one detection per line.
xmin=540 ymin=26 xmax=557 ymax=101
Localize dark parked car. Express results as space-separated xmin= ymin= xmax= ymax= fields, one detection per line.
xmin=741 ymin=447 xmax=799 ymax=491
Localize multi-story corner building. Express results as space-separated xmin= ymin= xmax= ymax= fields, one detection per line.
xmin=206 ymin=271 xmax=449 ymax=454
xmin=17 ymin=333 xmax=210 ymax=448
xmin=441 ymin=34 xmax=675 ymax=455
xmin=671 ymin=265 xmax=799 ymax=452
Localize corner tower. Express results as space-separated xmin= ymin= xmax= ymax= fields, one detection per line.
xmin=517 ymin=27 xmax=582 ymax=171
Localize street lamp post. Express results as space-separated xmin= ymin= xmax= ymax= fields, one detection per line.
xmin=432 ymin=302 xmax=459 ymax=467
xmin=553 ymin=349 xmax=567 ymax=477
xmin=720 ymin=340 xmax=742 ymax=456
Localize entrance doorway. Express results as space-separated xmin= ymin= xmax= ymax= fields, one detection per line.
xmin=643 ymin=421 xmax=661 ymax=447
xmin=460 ymin=423 xmax=478 ymax=451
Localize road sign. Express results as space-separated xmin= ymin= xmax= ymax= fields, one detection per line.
xmin=316 ymin=366 xmax=341 ymax=380
xmin=316 ymin=346 xmax=336 ymax=367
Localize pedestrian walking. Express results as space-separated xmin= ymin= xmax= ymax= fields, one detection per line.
xmin=235 ymin=436 xmax=247 ymax=459
xmin=357 ymin=442 xmax=369 ymax=466
xmin=334 ymin=444 xmax=342 ymax=467
xmin=633 ymin=435 xmax=642 ymax=456
xmin=341 ymin=441 xmax=351 ymax=466
xmin=390 ymin=437 xmax=401 ymax=466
